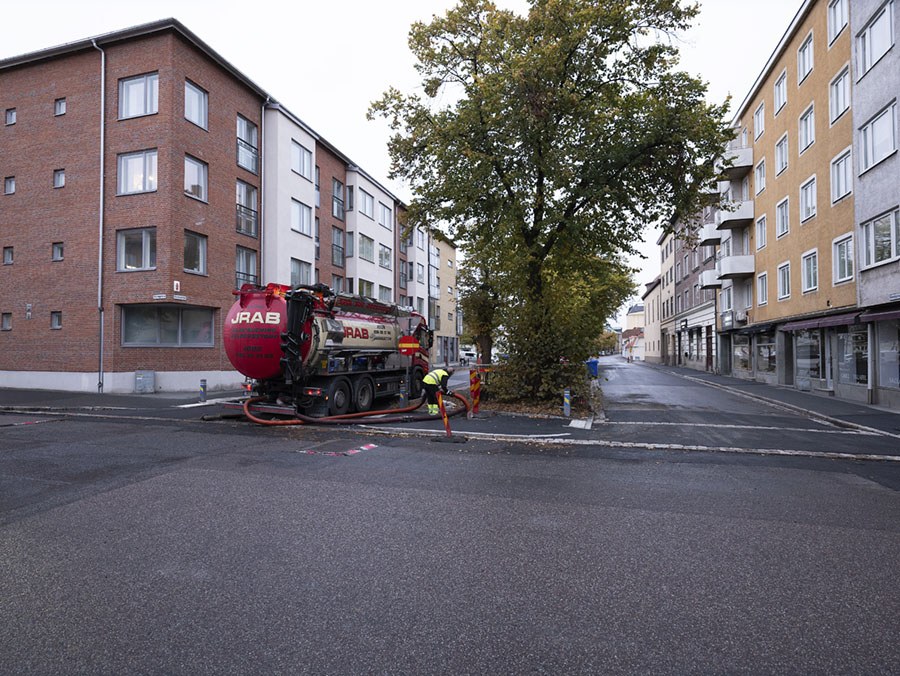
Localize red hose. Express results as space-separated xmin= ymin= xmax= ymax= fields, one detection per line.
xmin=242 ymin=391 xmax=470 ymax=426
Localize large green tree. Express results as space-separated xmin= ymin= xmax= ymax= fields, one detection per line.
xmin=371 ymin=0 xmax=730 ymax=400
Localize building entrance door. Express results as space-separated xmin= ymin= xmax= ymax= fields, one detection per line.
xmin=705 ymin=327 xmax=713 ymax=371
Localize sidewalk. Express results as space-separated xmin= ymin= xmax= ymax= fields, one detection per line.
xmin=0 ymin=387 xmax=244 ymax=411
xmin=642 ymin=362 xmax=900 ymax=438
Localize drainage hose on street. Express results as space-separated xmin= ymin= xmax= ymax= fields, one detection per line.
xmin=242 ymin=391 xmax=470 ymax=427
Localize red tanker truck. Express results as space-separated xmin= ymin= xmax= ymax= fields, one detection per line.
xmin=224 ymin=283 xmax=433 ymax=416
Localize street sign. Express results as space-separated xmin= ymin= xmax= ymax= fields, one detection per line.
xmin=398 ymin=335 xmax=419 ymax=355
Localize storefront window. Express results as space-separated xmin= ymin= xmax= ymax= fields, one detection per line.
xmin=796 ymin=329 xmax=822 ymax=380
xmin=756 ymin=332 xmax=777 ymax=373
xmin=837 ymin=325 xmax=868 ymax=385
xmin=733 ymin=334 xmax=751 ymax=371
xmin=877 ymin=320 xmax=900 ymax=389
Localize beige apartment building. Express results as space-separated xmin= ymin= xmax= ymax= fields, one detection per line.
xmin=716 ymin=0 xmax=858 ymax=399
xmin=642 ymin=277 xmax=662 ymax=363
xmin=431 ymin=232 xmax=459 ymax=366
xmin=657 ymin=231 xmax=677 ymax=365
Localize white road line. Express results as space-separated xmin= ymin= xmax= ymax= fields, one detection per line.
xmin=605 ymin=421 xmax=877 ymax=435
xmin=357 ymin=425 xmax=572 ymax=439
xmin=175 ymin=397 xmax=241 ymax=408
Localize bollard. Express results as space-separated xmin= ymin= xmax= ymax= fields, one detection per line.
xmin=437 ymin=391 xmax=452 ymax=436
xmin=200 ymin=379 xmax=207 ymax=402
xmin=469 ymin=368 xmax=481 ymax=418
xmin=563 ymin=388 xmax=570 ymax=417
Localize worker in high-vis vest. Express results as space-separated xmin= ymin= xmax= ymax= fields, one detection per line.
xmin=422 ymin=367 xmax=454 ymax=415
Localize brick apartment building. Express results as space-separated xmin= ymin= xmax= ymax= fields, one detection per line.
xmin=1 ymin=19 xmax=460 ymax=392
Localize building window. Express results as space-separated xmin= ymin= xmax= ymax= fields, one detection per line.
xmin=332 ymin=227 xmax=345 ymax=267
xmin=346 ymin=186 xmax=354 ymax=211
xmin=332 ymin=275 xmax=344 ymax=293
xmin=236 ymin=180 xmax=258 ymax=236
xmin=183 ymin=80 xmax=208 ymax=129
xmin=757 ymin=272 xmax=768 ymax=306
xmin=774 ymin=71 xmax=787 ymax=114
xmin=831 ymin=149 xmax=852 ymax=203
xmin=858 ymin=1 xmax=894 ymax=75
xmin=119 ymin=72 xmax=159 ymax=119
xmin=378 ymin=202 xmax=392 ymax=230
xmin=291 ymin=199 xmax=312 ymax=236
xmin=117 ymin=149 xmax=157 ymax=194
xmin=416 ymin=228 xmax=425 ymax=250
xmin=876 ymin=320 xmax=900 ymax=389
xmin=315 ymin=218 xmax=320 ymax=260
xmin=50 ymin=311 xmax=62 ymax=330
xmin=802 ymin=250 xmax=818 ymax=293
xmin=347 ymin=278 xmax=355 ymax=294
xmin=800 ymin=176 xmax=817 ymax=222
xmin=359 ymin=234 xmax=375 ymax=263
xmin=52 ymin=242 xmax=64 ymax=261
xmin=4 ymin=108 xmax=15 ymax=125
xmin=346 ymin=232 xmax=354 ymax=257
xmin=755 ymin=158 xmax=766 ymax=194
xmin=828 ymin=0 xmax=849 ymax=43
xmin=378 ymin=285 xmax=392 ymax=303
xmin=753 ymin=101 xmax=765 ymax=139
xmin=862 ymin=208 xmax=899 ymax=267
xmin=0 ymin=313 xmax=10 ymax=331
xmin=829 ymin=67 xmax=850 ymax=123
xmin=860 ymin=102 xmax=897 ymax=172
xmin=184 ymin=231 xmax=207 ymax=275
xmin=799 ymin=104 xmax=815 ymax=153
xmin=773 ymin=134 xmax=788 ymax=176
xmin=721 ymin=286 xmax=732 ymax=312
xmin=184 ymin=155 xmax=208 ymax=201
xmin=2 ymin=246 xmax=12 ymax=264
xmin=833 ymin=234 xmax=854 ymax=283
xmin=777 ymin=262 xmax=791 ymax=300
xmin=236 ymin=115 xmax=259 ymax=174
xmin=756 ymin=215 xmax=767 ymax=250
xmin=236 ymin=246 xmax=258 ymax=287
xmin=54 ymin=98 xmax=66 ymax=116
xmin=798 ymin=33 xmax=814 ymax=83
xmin=776 ymin=197 xmax=789 ymax=238
xmin=359 ymin=279 xmax=374 ymax=297
xmin=332 ymin=178 xmax=345 ymax=220
xmin=379 ymin=244 xmax=392 ymax=269
xmin=4 ymin=176 xmax=15 ymax=194
xmin=417 ymin=263 xmax=425 ymax=283
xmin=122 ymin=305 xmax=214 ymax=346
xmin=315 ymin=167 xmax=320 ymax=207
xmin=53 ymin=169 xmax=65 ymax=188
xmin=291 ymin=141 xmax=313 ymax=180
xmin=359 ymin=189 xmax=375 ymax=219
xmin=291 ymin=258 xmax=312 ymax=287
xmin=117 ymin=228 xmax=156 ymax=271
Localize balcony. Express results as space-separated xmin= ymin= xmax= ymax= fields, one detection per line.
xmin=236 ymin=204 xmax=258 ymax=237
xmin=235 ymin=271 xmax=259 ymax=289
xmin=699 ymin=269 xmax=721 ymax=289
xmin=699 ymin=223 xmax=721 ymax=246
xmin=716 ymin=254 xmax=754 ymax=279
xmin=715 ymin=200 xmax=754 ymax=230
xmin=236 ymin=138 xmax=259 ymax=174
xmin=717 ymin=144 xmax=753 ymax=180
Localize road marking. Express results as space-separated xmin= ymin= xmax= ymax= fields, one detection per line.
xmin=176 ymin=397 xmax=241 ymax=408
xmin=357 ymin=426 xmax=572 ymax=439
xmin=605 ymin=421 xmax=877 ymax=435
xmin=299 ymin=443 xmax=378 ymax=456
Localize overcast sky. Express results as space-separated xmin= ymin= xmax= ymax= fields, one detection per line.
xmin=2 ymin=0 xmax=801 ymax=325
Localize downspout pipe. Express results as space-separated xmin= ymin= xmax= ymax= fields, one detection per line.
xmin=260 ymin=96 xmax=270 ymax=283
xmin=92 ymin=39 xmax=106 ymax=393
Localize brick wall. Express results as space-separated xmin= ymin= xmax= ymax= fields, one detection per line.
xmin=315 ymin=142 xmax=346 ymax=291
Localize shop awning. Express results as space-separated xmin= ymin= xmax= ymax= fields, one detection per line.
xmin=781 ymin=312 xmax=860 ymax=331
xmin=737 ymin=322 xmax=777 ymax=335
xmin=859 ymin=308 xmax=900 ymax=323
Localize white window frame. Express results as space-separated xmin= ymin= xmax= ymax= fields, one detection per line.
xmin=119 ymin=72 xmax=159 ymax=119
xmin=829 ymin=66 xmax=850 ymax=124
xmin=117 ymin=149 xmax=157 ymax=195
xmin=777 ymin=262 xmax=791 ymax=300
xmin=798 ymin=32 xmax=814 ymax=84
xmin=184 ymin=230 xmax=207 ymax=275
xmin=378 ymin=244 xmax=392 ymax=269
xmin=776 ymin=197 xmax=790 ymax=238
xmin=753 ymin=101 xmax=765 ymax=139
xmin=832 ymin=233 xmax=854 ymax=284
xmin=184 ymin=79 xmax=208 ymax=129
xmin=828 ymin=0 xmax=849 ymax=45
xmin=291 ymin=141 xmax=313 ymax=181
xmin=4 ymin=108 xmax=15 ymax=125
xmin=774 ymin=70 xmax=787 ymax=115
xmin=755 ymin=158 xmax=766 ymax=194
xmin=2 ymin=246 xmax=12 ymax=264
xmin=757 ymin=272 xmax=768 ymax=306
xmin=799 ymin=104 xmax=815 ymax=154
xmin=830 ymin=147 xmax=852 ymax=203
xmin=756 ymin=214 xmax=767 ymax=250
xmin=121 ymin=305 xmax=215 ymax=347
xmin=50 ymin=311 xmax=62 ymax=330
xmin=861 ymin=208 xmax=900 ymax=267
xmin=184 ymin=154 xmax=208 ymax=202
xmin=800 ymin=176 xmax=817 ymax=222
xmin=291 ymin=258 xmax=312 ymax=287
xmin=53 ymin=169 xmax=65 ymax=188
xmin=775 ymin=133 xmax=789 ymax=176
xmin=721 ymin=286 xmax=732 ymax=312
xmin=3 ymin=176 xmax=13 ymax=195
xmin=857 ymin=1 xmax=895 ymax=75
xmin=117 ymin=228 xmax=156 ymax=271
xmin=291 ymin=199 xmax=313 ymax=236
xmin=359 ymin=189 xmax=375 ymax=219
xmin=378 ymin=202 xmax=392 ymax=230
xmin=359 ymin=234 xmax=375 ymax=263
xmin=801 ymin=248 xmax=818 ymax=293
xmin=54 ymin=98 xmax=66 ymax=116
xmin=52 ymin=242 xmax=64 ymax=261
xmin=860 ymin=102 xmax=897 ymax=172
xmin=0 ymin=313 xmax=10 ymax=331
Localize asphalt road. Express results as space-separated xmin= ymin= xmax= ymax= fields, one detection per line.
xmin=2 ymin=362 xmax=900 ymax=674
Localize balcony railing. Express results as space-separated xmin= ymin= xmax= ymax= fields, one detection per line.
xmin=332 ymin=244 xmax=345 ymax=267
xmin=699 ymin=223 xmax=720 ymax=246
xmin=715 ymin=200 xmax=754 ymax=230
xmin=236 ymin=204 xmax=258 ymax=237
xmin=699 ymin=269 xmax=721 ymax=289
xmin=235 ymin=271 xmax=259 ymax=289
xmin=236 ymin=138 xmax=259 ymax=174
xmin=716 ymin=254 xmax=755 ymax=279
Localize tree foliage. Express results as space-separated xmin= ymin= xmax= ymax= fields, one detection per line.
xmin=371 ymin=0 xmax=731 ymax=400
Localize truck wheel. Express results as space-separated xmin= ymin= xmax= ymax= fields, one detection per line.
xmin=410 ymin=367 xmax=425 ymax=399
xmin=327 ymin=378 xmax=351 ymax=416
xmin=353 ymin=376 xmax=374 ymax=413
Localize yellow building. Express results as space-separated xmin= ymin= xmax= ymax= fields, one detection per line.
xmin=430 ymin=232 xmax=459 ymax=366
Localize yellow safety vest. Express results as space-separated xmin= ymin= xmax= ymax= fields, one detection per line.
xmin=423 ymin=369 xmax=448 ymax=386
